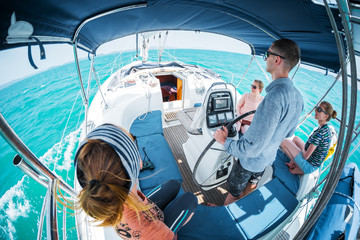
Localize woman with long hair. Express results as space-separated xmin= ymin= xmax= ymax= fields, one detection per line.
xmin=281 ymin=101 xmax=337 ymax=174
xmin=74 ymin=124 xmax=197 ymax=239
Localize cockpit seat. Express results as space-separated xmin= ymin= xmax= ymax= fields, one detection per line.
xmin=178 ymin=177 xmax=298 ymax=240
xmin=273 ymin=148 xmax=322 ymax=201
xmin=130 ymin=110 xmax=183 ymax=192
xmin=272 ymin=149 xmax=300 ymax=196
xmin=176 ymin=107 xmax=204 ymax=135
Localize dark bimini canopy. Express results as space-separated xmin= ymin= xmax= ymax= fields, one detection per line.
xmin=0 ymin=0 xmax=344 ymax=71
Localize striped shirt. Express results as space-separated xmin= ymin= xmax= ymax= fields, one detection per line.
xmin=305 ymin=124 xmax=331 ymax=167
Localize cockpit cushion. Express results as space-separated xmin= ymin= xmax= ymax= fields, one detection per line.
xmin=130 ymin=110 xmax=163 ymax=137
xmin=130 ymin=111 xmax=183 ymax=191
xmin=136 ymin=133 xmax=183 ymax=191
xmin=178 ymin=204 xmax=247 ymax=240
xmin=227 ymin=177 xmax=298 ymax=239
xmin=272 ymin=149 xmax=300 ymax=196
xmin=178 ymin=178 xmax=298 ymax=240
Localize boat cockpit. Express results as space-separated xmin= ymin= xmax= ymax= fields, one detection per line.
xmin=176 ymin=82 xmax=239 ymax=190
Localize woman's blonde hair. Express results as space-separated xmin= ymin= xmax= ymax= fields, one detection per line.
xmin=74 ymin=139 xmax=152 ymax=227
xmin=321 ymin=101 xmax=337 ymax=122
xmin=254 ymin=80 xmax=264 ymax=92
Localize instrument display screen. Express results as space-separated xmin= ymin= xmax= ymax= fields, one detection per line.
xmin=218 ymin=113 xmax=226 ymax=123
xmin=213 ymin=97 xmax=230 ymax=111
xmin=225 ymin=112 xmax=233 ymax=121
xmin=208 ymin=114 xmax=217 ymax=126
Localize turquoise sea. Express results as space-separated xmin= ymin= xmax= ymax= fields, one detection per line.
xmin=0 ymin=49 xmax=359 ymax=239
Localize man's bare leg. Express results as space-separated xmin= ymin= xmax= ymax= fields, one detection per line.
xmin=223 ymin=183 xmax=257 ymax=205
xmin=223 ymin=192 xmax=242 ymax=205
xmin=239 ymin=183 xmax=257 ymax=198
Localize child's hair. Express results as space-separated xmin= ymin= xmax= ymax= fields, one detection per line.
xmin=75 ymin=139 xmax=150 ymax=226
xmin=321 ymin=101 xmax=337 ymax=121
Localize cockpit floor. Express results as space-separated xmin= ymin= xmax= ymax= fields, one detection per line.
xmin=164 ymin=124 xmax=228 ymax=206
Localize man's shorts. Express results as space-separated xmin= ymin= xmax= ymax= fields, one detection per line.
xmin=227 ymin=160 xmax=264 ymax=197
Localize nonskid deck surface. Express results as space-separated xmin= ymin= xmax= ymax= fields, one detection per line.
xmin=163 ymin=124 xmax=228 ymax=205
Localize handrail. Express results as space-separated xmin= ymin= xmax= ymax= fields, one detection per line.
xmin=13 ymin=155 xmax=49 ymax=188
xmin=0 ymin=113 xmax=77 ymax=198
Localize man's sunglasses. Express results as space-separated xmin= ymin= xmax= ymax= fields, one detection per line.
xmin=316 ymin=106 xmax=327 ymax=114
xmin=251 ymin=85 xmax=257 ymax=89
xmin=264 ymin=51 xmax=286 ymax=60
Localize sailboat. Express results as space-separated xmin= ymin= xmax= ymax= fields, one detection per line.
xmin=0 ymin=0 xmax=359 ymax=239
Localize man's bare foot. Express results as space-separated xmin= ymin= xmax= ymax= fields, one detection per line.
xmin=223 ymin=193 xmax=242 ymax=205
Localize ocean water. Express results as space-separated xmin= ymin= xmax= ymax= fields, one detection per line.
xmin=0 ymin=49 xmax=359 ymax=239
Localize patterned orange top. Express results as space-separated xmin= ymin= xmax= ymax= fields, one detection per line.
xmin=115 ymin=191 xmax=174 ymax=240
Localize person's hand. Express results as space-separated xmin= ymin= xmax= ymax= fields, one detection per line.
xmin=214 ymin=126 xmax=228 ymax=145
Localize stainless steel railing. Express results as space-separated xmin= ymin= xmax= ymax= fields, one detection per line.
xmin=0 ymin=113 xmax=78 ymax=240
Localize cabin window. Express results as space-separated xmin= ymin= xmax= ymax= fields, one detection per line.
xmin=156 ymin=75 xmax=183 ymax=102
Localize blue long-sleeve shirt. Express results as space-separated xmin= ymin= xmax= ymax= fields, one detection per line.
xmin=224 ymin=78 xmax=304 ymax=172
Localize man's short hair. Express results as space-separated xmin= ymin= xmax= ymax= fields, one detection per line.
xmin=272 ymin=38 xmax=301 ymax=71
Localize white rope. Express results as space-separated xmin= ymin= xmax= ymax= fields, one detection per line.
xmin=52 ymin=90 xmax=81 ymax=172
xmin=235 ymin=55 xmax=255 ymax=88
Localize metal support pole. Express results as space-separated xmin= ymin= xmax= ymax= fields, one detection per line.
xmin=37 ymin=190 xmax=48 ymax=240
xmin=47 ymin=179 xmax=59 ymax=240
xmin=136 ymin=33 xmax=139 ymax=57
xmin=73 ymin=42 xmax=89 ymax=136
xmin=253 ymin=55 xmax=271 ymax=83
xmin=91 ymin=55 xmax=108 ymax=109
xmin=73 ymin=42 xmax=88 ymax=106
xmin=236 ymin=55 xmax=254 ymax=88
xmin=298 ymin=75 xmax=339 ymax=127
xmin=63 ymin=206 xmax=67 ymax=240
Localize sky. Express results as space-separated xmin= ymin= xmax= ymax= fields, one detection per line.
xmin=0 ymin=31 xmax=251 ymax=87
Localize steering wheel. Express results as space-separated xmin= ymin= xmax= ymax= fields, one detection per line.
xmin=192 ymin=110 xmax=256 ymax=188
